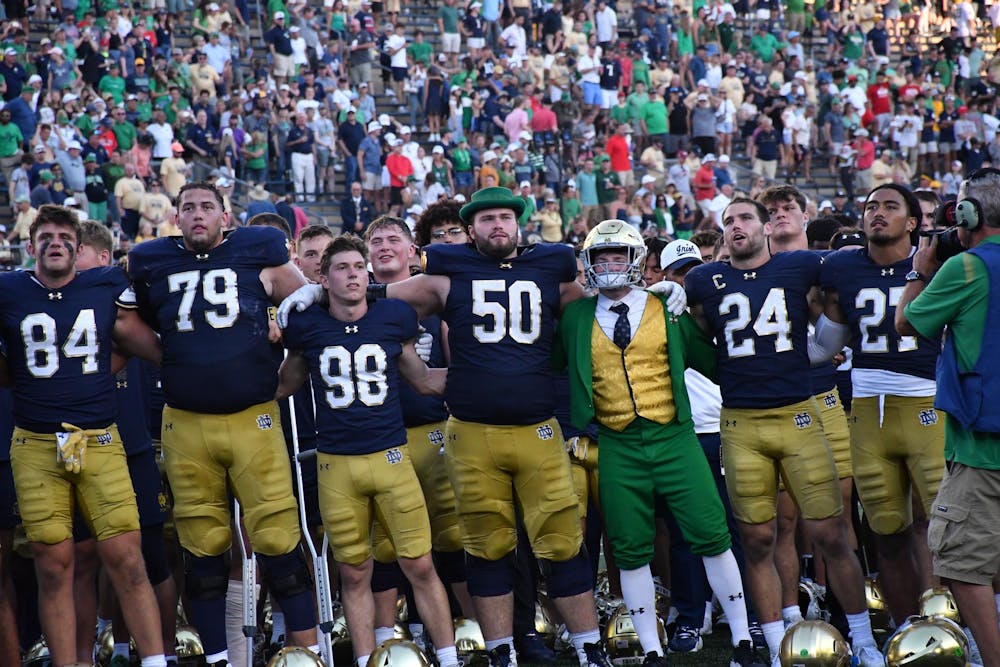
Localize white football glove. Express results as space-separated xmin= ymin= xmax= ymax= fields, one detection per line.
xmin=414 ymin=332 xmax=434 ymax=362
xmin=647 ymin=280 xmax=688 ymax=316
xmin=276 ymin=284 xmax=325 ymax=329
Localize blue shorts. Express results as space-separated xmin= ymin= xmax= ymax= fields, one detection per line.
xmin=583 ymin=82 xmax=602 ymax=107
xmin=455 ymin=171 xmax=474 ymax=188
xmin=0 ymin=461 xmax=18 ymax=530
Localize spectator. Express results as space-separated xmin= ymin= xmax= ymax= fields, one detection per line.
xmin=84 ymin=154 xmax=109 ymax=223
xmin=357 ymin=120 xmax=383 ymax=210
xmin=115 ymin=163 xmax=146 ymax=238
xmin=6 ymin=196 xmax=35 ymax=243
xmin=340 ymin=180 xmax=374 ymax=234
xmin=605 ymin=122 xmax=634 ymax=190
xmin=29 ymin=169 xmax=55 ymax=209
xmin=347 ymin=20 xmax=374 ymax=87
xmin=265 ymin=12 xmax=295 ymax=84
xmin=287 ymin=112 xmax=317 ymax=202
xmin=0 ymin=107 xmax=24 ymax=181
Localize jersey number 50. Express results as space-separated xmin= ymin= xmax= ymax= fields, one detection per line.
xmin=472 ymin=279 xmax=542 ymax=344
xmin=320 ymin=344 xmax=389 ymax=409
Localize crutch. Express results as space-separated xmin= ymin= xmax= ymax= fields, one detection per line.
xmin=288 ymin=392 xmax=336 ymax=666
xmin=234 ymin=497 xmax=258 ymax=667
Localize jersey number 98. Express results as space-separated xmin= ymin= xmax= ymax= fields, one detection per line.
xmin=471 ymin=279 xmax=542 ymax=344
xmin=320 ymin=344 xmax=389 ymax=409
xmin=168 ymin=268 xmax=240 ymax=332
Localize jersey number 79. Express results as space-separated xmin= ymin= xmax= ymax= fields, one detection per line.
xmin=168 ymin=268 xmax=240 ymax=332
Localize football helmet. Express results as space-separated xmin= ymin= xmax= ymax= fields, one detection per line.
xmin=603 ymin=604 xmax=666 ymax=666
xmin=799 ymin=579 xmax=827 ymax=621
xmin=884 ymin=616 xmax=969 ymax=667
xmin=778 ymin=621 xmax=852 ymax=667
xmin=864 ymin=576 xmax=893 ymax=639
xmin=96 ymin=623 xmax=137 ymax=666
xmin=267 ymin=646 xmax=328 ymax=666
xmin=367 ymin=639 xmax=431 ymax=667
xmin=918 ymin=586 xmax=962 ymax=625
xmin=23 ymin=637 xmax=50 ymax=667
xmin=175 ymin=624 xmax=205 ymax=664
xmin=535 ymin=602 xmax=557 ymax=647
xmin=581 ymin=220 xmax=646 ymax=290
xmin=454 ymin=617 xmax=487 ymax=656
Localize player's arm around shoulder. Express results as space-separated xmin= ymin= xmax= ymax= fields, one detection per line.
xmin=386 ymin=273 xmax=450 ymax=319
xmin=276 ymin=350 xmax=309 ymax=400
xmin=113 ymin=280 xmax=163 ymax=365
xmin=262 ymin=260 xmax=309 ymax=304
xmin=559 ymin=278 xmax=585 ymax=315
xmin=675 ymin=306 xmax=718 ymax=382
xmin=399 ymin=339 xmax=446 ymax=396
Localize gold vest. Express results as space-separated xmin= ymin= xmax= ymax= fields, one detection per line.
xmin=591 ymin=295 xmax=676 ymax=432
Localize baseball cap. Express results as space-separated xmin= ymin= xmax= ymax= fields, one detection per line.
xmin=703 ymin=153 xmax=717 ymax=162
xmin=135 ymin=57 xmax=145 ymax=65
xmin=660 ymin=239 xmax=703 ymax=272
xmin=4 ymin=48 xmax=16 ymax=57
xmin=64 ymin=197 xmax=77 ymax=206
xmin=482 ymin=150 xmax=497 ymax=162
xmin=519 ymin=180 xmax=532 ymax=189
xmin=432 ymin=145 xmax=445 ymax=154
xmin=718 ymin=154 xmax=730 ymax=163
xmin=84 ymin=154 xmax=97 ymax=163
xmin=27 ymin=74 xmax=42 ymax=85
xmin=367 ymin=121 xmax=381 ymax=132
xmin=641 ymin=175 xmax=656 ymax=185
xmin=855 ymin=128 xmax=869 ymax=137
xmin=274 ymin=11 xmax=285 ymax=18
xmin=171 ymin=141 xmax=184 ymax=152
xmin=67 ymin=141 xmax=82 ymax=150
xmin=33 ymin=145 xmax=46 ymax=153
xmin=819 ymin=200 xmax=834 ymax=210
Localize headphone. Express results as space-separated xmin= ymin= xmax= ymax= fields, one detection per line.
xmin=956 ymin=168 xmax=1000 ymax=231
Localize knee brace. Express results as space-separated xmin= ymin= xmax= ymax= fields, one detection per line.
xmin=465 ymin=551 xmax=516 ymax=597
xmin=434 ymin=549 xmax=467 ymax=585
xmin=371 ymin=559 xmax=404 ymax=593
xmin=257 ymin=548 xmax=313 ymax=600
xmin=183 ymin=550 xmax=231 ymax=601
xmin=258 ymin=548 xmax=316 ymax=632
xmin=140 ymin=523 xmax=172 ymax=586
xmin=540 ymin=547 xmax=592 ymax=599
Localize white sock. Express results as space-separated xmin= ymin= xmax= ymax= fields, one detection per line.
xmin=569 ymin=629 xmax=601 ymax=664
xmin=485 ymin=637 xmax=515 ymax=653
xmin=205 ymin=651 xmax=229 ymax=664
xmin=113 ymin=642 xmax=131 ymax=658
xmin=375 ymin=626 xmax=396 ymax=645
xmin=436 ymin=645 xmax=458 ymax=667
xmin=308 ymin=644 xmax=320 ymax=655
xmin=141 ymin=657 xmax=168 ymax=667
xmin=358 ymin=654 xmax=371 ymax=667
xmin=226 ymin=578 xmax=250 ymax=667
xmin=782 ymin=605 xmax=804 ymax=627
xmin=761 ymin=620 xmax=785 ymax=661
xmin=703 ymin=551 xmax=751 ymax=645
xmin=846 ymin=611 xmax=877 ymax=649
xmin=271 ymin=609 xmax=286 ymax=644
xmin=619 ymin=565 xmax=664 ymax=655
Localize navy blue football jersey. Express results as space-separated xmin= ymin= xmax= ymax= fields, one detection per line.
xmin=0 ymin=268 xmax=132 ymax=432
xmin=115 ymin=358 xmax=154 ymax=455
xmin=686 ymin=251 xmax=820 ymax=409
xmin=282 ymin=299 xmax=419 ymax=455
xmin=128 ymin=226 xmax=289 ymax=414
xmin=820 ymin=248 xmax=940 ymax=380
xmin=401 ymin=315 xmax=449 ymax=427
xmin=423 ymin=243 xmax=576 ymax=425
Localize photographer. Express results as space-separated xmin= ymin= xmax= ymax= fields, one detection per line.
xmin=896 ymin=168 xmax=1000 ymax=665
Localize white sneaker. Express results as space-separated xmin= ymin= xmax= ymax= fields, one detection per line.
xmin=853 ymin=644 xmax=886 ymax=667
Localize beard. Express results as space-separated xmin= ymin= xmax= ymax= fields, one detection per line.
xmin=474 ymin=233 xmax=518 ymax=259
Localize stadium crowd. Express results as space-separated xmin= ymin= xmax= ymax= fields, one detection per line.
xmin=0 ymin=0 xmax=1000 ymax=667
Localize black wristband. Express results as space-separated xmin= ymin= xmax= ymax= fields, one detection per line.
xmin=366 ymin=282 xmax=387 ymax=303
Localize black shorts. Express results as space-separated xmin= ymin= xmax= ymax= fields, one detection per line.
xmin=392 ymin=66 xmax=408 ymax=82
xmin=390 ymin=185 xmax=405 ymax=205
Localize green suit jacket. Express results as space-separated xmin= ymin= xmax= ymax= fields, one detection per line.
xmin=553 ymin=291 xmax=719 ymax=432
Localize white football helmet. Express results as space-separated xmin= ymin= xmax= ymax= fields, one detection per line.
xmin=581 ymin=220 xmax=646 ymax=290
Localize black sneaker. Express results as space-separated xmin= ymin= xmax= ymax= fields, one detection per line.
xmin=515 ymin=632 xmax=556 ymax=662
xmin=748 ymin=622 xmax=767 ymax=652
xmin=488 ymin=643 xmax=514 ymax=667
xmin=583 ymin=642 xmax=615 ymax=667
xmin=667 ymin=625 xmax=703 ymax=653
xmin=641 ymin=651 xmax=670 ymax=667
xmin=729 ymin=639 xmax=768 ymax=667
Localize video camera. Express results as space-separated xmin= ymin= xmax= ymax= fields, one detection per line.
xmin=923 ymin=200 xmax=966 ymax=262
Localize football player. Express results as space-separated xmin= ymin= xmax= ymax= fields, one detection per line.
xmin=75 ymin=221 xmax=179 ymax=666
xmin=757 ymin=185 xmax=856 ymax=626
xmin=556 ymin=221 xmax=766 ymax=667
xmin=812 ymin=184 xmax=944 ymax=623
xmin=0 ymin=205 xmax=168 ymax=666
xmin=127 ymin=183 xmax=318 ymax=666
xmin=363 ymin=216 xmax=473 ymax=647
xmin=279 ymin=233 xmax=459 ymax=667
xmin=295 ymin=224 xmax=337 ymax=284
xmin=684 ymin=198 xmax=884 ymax=666
xmin=277 ymin=187 xmax=643 ymax=667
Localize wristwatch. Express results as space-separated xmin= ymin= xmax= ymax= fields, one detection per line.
xmin=905 ymin=270 xmax=927 ymax=283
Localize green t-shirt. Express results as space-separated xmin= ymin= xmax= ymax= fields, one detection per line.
xmin=518 ymin=195 xmax=535 ymax=226
xmin=904 ymin=236 xmax=1000 ymax=469
xmin=631 ymin=60 xmax=650 ymax=88
xmin=99 ymin=74 xmax=127 ymax=104
xmin=113 ymin=120 xmax=137 ymax=150
xmin=246 ymin=141 xmax=267 ymax=169
xmin=717 ymin=22 xmax=736 ymax=54
xmin=408 ymin=41 xmax=432 ymax=66
xmin=642 ymin=100 xmax=668 ymax=135
xmin=750 ymin=32 xmax=779 ymax=63
xmin=786 ymin=0 xmax=805 ymax=13
xmin=561 ymin=196 xmax=580 ymax=224
xmin=596 ymin=170 xmax=620 ymax=204
xmin=842 ymin=31 xmax=865 ymax=61
xmin=676 ymin=29 xmax=693 ymax=57
xmin=610 ymin=103 xmax=630 ymax=125
xmin=438 ymin=5 xmax=459 ymax=33
xmin=452 ymin=147 xmax=471 ymax=172
xmin=0 ymin=122 xmax=23 ymax=157
xmin=135 ymin=101 xmax=153 ymax=123
xmin=626 ymin=91 xmax=648 ymax=123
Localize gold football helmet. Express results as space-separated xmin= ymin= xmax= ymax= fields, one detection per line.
xmin=23 ymin=637 xmax=50 ymax=667
xmin=865 ymin=576 xmax=893 ymax=639
xmin=918 ymin=586 xmax=962 ymax=626
xmin=454 ymin=617 xmax=487 ymax=655
xmin=267 ymin=646 xmax=328 ymax=666
xmin=884 ymin=616 xmax=969 ymax=667
xmin=778 ymin=621 xmax=852 ymax=667
xmin=96 ymin=623 xmax=138 ymax=666
xmin=175 ymin=624 xmax=204 ymax=660
xmin=603 ymin=604 xmax=666 ymax=665
xmin=799 ymin=579 xmax=826 ymax=621
xmin=368 ymin=639 xmax=431 ymax=667
xmin=535 ymin=603 xmax=557 ymax=647
xmin=581 ymin=220 xmax=646 ymax=290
